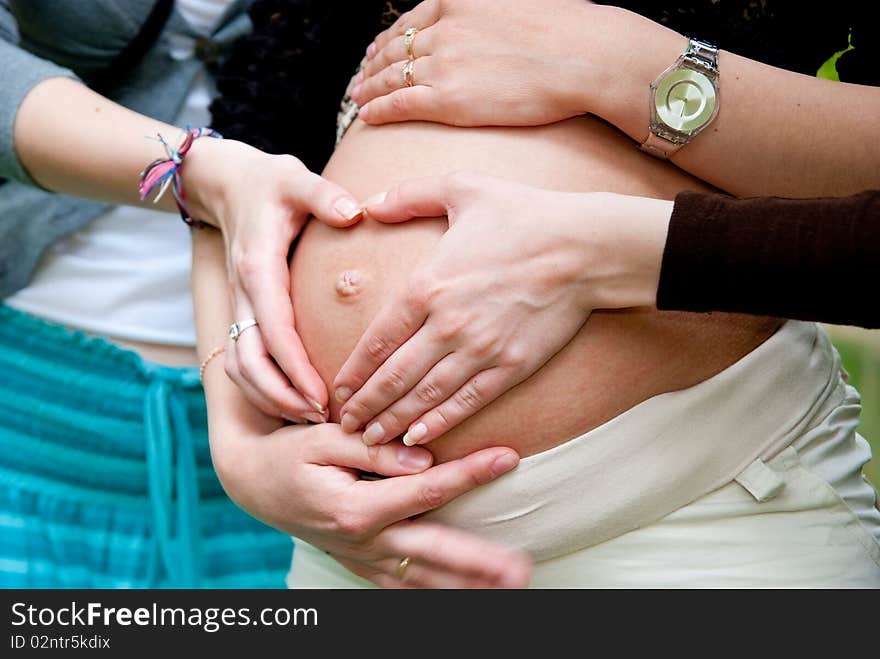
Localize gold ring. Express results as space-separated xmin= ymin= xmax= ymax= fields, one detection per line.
xmin=404 ymin=27 xmax=418 ymax=60
xmin=396 ymin=556 xmax=411 ymax=580
xmin=402 ymin=59 xmax=415 ymax=87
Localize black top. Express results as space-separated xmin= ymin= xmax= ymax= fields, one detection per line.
xmin=658 ymin=190 xmax=880 ymax=328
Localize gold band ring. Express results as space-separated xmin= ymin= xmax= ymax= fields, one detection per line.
xmin=404 ymin=27 xmax=419 ymax=60
xmin=396 ymin=556 xmax=411 ymax=580
xmin=402 ymin=59 xmax=415 ymax=87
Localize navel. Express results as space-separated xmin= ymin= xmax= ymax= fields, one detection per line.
xmin=335 ymin=269 xmax=366 ymax=298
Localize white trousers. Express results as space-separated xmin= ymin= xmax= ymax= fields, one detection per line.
xmin=288 ymin=321 xmax=880 ymax=587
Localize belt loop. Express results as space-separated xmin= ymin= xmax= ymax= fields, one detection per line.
xmin=735 ymin=458 xmax=786 ymax=502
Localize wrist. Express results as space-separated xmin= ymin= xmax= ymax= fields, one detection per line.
xmin=575 ymin=192 xmax=670 ymax=311
xmin=582 ymin=7 xmax=686 ymax=140
xmin=181 ymin=137 xmax=257 ymax=230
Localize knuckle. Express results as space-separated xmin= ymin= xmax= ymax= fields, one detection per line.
xmin=417 ymin=483 xmax=448 ymax=510
xmin=223 ymin=355 xmax=239 ymax=381
xmin=385 ymin=67 xmax=399 ymax=91
xmin=468 ymin=332 xmax=499 ymax=361
xmin=236 ymin=356 xmax=255 ymax=381
xmin=331 ymin=506 xmax=370 ymax=540
xmin=380 ymin=367 xmax=407 ymax=395
xmin=376 ymin=407 xmax=403 ymax=432
xmin=404 ymin=274 xmax=435 ymax=311
xmin=390 ymin=90 xmax=408 ymax=113
xmin=434 ymin=313 xmax=467 ymax=344
xmin=431 ymin=406 xmax=452 ymax=432
xmin=454 ymin=380 xmax=484 ymax=412
xmin=233 ymin=253 xmax=262 ymax=281
xmin=501 ymin=342 xmax=530 ymax=370
xmin=365 ymin=335 xmax=391 ymax=361
xmin=415 ymin=379 xmax=444 ymax=405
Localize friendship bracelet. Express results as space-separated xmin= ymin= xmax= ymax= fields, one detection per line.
xmin=199 ymin=344 xmax=227 ymax=384
xmin=138 ymin=126 xmax=222 ymax=228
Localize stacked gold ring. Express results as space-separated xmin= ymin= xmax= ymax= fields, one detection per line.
xmin=402 ymin=59 xmax=415 ymax=87
xmin=404 ymin=27 xmax=418 ymax=60
xmin=396 ymin=556 xmax=411 ymax=580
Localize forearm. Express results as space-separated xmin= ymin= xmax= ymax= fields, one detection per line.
xmin=191 ymin=227 xmax=282 ymax=439
xmin=587 ymin=6 xmax=880 ymax=197
xmin=14 ymin=76 xmax=228 ymax=222
xmin=657 ymin=189 xmax=880 ymax=328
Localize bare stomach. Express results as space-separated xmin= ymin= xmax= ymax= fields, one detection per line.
xmin=291 ymin=117 xmax=781 ymax=463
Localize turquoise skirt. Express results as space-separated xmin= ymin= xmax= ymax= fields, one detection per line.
xmin=0 ymin=305 xmax=292 ymax=588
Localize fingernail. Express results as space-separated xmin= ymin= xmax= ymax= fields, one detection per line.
xmin=341 ymin=413 xmax=360 ymax=433
xmin=306 ymin=397 xmax=327 ymax=414
xmin=335 ymin=387 xmax=352 ymax=403
xmin=333 ymin=197 xmax=364 ymax=222
xmin=366 ymin=42 xmax=377 ymax=59
xmin=491 ymin=452 xmax=518 ymax=477
xmin=282 ymin=414 xmax=302 ymax=424
xmin=351 ymin=84 xmax=362 ymax=100
xmin=397 ymin=445 xmax=432 ymax=470
xmin=362 ymin=422 xmax=386 ymax=445
xmin=402 ymin=422 xmax=427 ymax=446
xmin=358 ymin=103 xmax=371 ymax=120
xmin=353 ymin=70 xmax=364 ymax=85
xmin=303 ymin=412 xmax=326 ymax=424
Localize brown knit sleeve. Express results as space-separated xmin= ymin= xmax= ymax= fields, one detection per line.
xmin=656 ymin=189 xmax=880 ymax=328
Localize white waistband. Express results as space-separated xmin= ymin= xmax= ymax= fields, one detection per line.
xmin=422 ymin=320 xmax=844 ymax=561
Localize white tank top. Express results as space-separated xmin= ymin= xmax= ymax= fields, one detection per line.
xmin=7 ymin=0 xmax=234 ymax=346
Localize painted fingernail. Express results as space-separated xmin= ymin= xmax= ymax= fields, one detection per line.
xmin=333 ymin=197 xmax=364 ymax=222
xmin=366 ymin=42 xmax=377 ymax=59
xmin=335 ymin=387 xmax=353 ymax=403
xmin=362 ymin=422 xmax=386 ymax=445
xmin=491 ymin=452 xmax=519 ymax=477
xmin=303 ymin=412 xmax=326 ymax=424
xmin=402 ymin=422 xmax=427 ymax=446
xmin=397 ymin=446 xmax=432 ymax=470
xmin=341 ymin=413 xmax=360 ymax=433
xmin=306 ymin=397 xmax=327 ymax=414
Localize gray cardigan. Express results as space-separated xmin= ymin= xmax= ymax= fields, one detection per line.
xmin=0 ymin=0 xmax=252 ymax=297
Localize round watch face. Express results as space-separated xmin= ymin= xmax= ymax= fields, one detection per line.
xmin=654 ymin=68 xmax=717 ymax=133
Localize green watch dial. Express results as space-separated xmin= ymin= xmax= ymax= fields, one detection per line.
xmin=654 ymin=68 xmax=717 ymax=133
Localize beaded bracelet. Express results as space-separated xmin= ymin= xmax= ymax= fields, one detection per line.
xmin=199 ymin=344 xmax=227 ymax=384
xmin=138 ymin=126 xmax=222 ymax=228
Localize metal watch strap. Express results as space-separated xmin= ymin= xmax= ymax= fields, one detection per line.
xmin=640 ymin=38 xmax=719 ymax=159
xmin=682 ymin=38 xmax=719 ymax=78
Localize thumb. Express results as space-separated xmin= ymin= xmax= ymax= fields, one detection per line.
xmin=366 ymin=175 xmax=456 ymax=224
xmin=292 ymin=169 xmax=366 ymax=228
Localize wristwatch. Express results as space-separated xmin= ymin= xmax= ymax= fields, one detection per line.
xmin=639 ymin=38 xmax=720 ymax=159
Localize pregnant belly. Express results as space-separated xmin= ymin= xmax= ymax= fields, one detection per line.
xmin=290 ymin=117 xmax=781 ymax=463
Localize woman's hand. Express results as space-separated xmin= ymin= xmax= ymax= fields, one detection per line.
xmin=350 ymin=0 xmax=602 ymax=127
xmin=186 ymin=138 xmax=365 ymax=423
xmin=333 ymin=172 xmax=671 ymax=446
xmin=212 ymin=419 xmax=531 ymax=588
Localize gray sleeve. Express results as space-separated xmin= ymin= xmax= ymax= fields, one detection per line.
xmin=0 ymin=3 xmax=80 ymax=187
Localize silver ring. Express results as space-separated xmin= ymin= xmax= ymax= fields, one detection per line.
xmin=228 ymin=318 xmax=258 ymax=342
